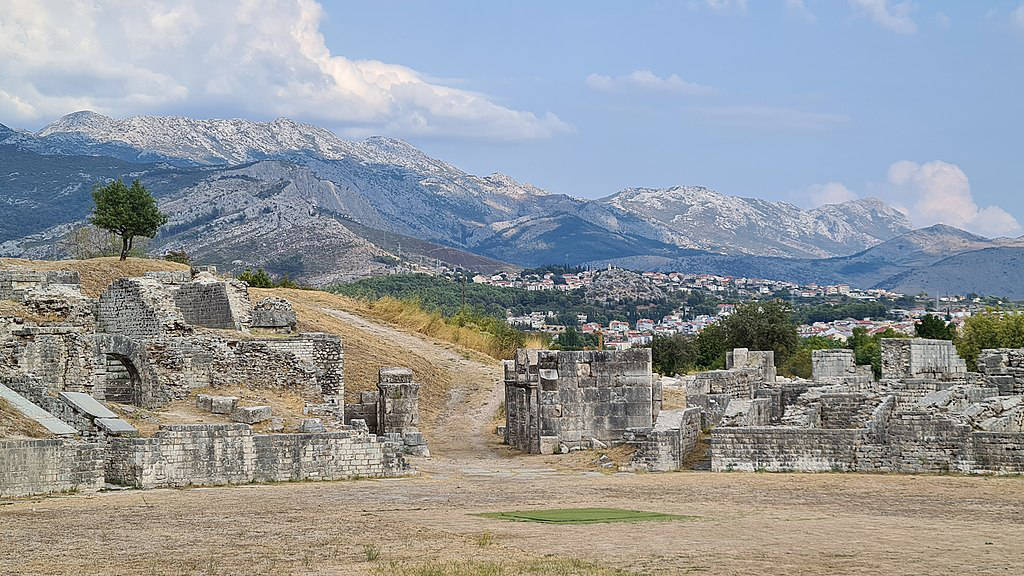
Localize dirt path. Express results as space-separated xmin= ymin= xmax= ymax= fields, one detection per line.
xmin=319 ymin=307 xmax=504 ymax=457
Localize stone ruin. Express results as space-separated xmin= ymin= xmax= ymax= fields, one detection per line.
xmin=502 ymin=348 xmax=658 ymax=454
xmin=498 ymin=339 xmax=1024 ymax=476
xmin=0 ymin=266 xmax=426 ymax=499
xmin=342 ymin=367 xmax=429 ymax=457
xmin=620 ymin=338 xmax=1024 ymax=474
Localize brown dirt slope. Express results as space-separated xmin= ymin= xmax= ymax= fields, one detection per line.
xmin=0 ymin=398 xmax=50 ymax=439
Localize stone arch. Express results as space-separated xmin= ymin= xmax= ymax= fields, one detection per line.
xmin=93 ymin=334 xmax=165 ymax=408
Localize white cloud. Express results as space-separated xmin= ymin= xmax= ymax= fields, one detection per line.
xmin=786 ymin=0 xmax=816 ymax=22
xmin=807 ymin=182 xmax=858 ymax=206
xmin=1013 ymin=4 xmax=1024 ymax=29
xmin=699 ymin=0 xmax=748 ymax=13
xmin=850 ymin=0 xmax=917 ymax=34
xmin=885 ymin=160 xmax=1021 ymax=236
xmin=0 ymin=0 xmax=569 ymax=141
xmin=693 ymin=106 xmax=850 ymax=130
xmin=586 ymin=70 xmax=712 ymax=95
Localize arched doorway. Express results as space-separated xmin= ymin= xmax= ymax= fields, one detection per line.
xmin=102 ymin=353 xmax=142 ymax=404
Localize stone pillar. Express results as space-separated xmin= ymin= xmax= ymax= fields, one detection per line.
xmin=377 ymin=367 xmax=428 ymax=456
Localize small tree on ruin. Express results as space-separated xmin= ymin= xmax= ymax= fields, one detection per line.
xmin=90 ymin=178 xmax=167 ymax=261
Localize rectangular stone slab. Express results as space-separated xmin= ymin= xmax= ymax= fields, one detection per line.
xmin=59 ymin=391 xmax=117 ymax=419
xmin=1 ymin=384 xmax=78 ymax=436
xmin=96 ymin=417 xmax=139 ymax=435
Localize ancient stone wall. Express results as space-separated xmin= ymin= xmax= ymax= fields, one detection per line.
xmin=976 ymin=349 xmax=1024 ymax=395
xmin=0 ymin=269 xmax=81 ymax=302
xmin=504 ymin=348 xmax=655 ymax=454
xmin=711 ymin=409 xmax=1024 ymax=474
xmin=726 ymin=348 xmax=776 ymax=383
xmin=711 ymin=428 xmax=864 ymax=472
xmin=812 ymin=349 xmax=873 ymax=386
xmin=105 ymin=424 xmax=254 ymax=489
xmin=253 ymin=431 xmax=405 ymax=482
xmin=0 ymin=439 xmax=105 ymax=498
xmin=105 ymin=423 xmax=408 ymax=489
xmin=626 ymin=407 xmax=702 ymax=472
xmin=96 ymin=278 xmax=188 ymax=340
xmin=172 ymin=280 xmax=251 ymax=330
xmin=209 ymin=339 xmax=319 ymax=398
xmin=344 ymin=391 xmax=379 ymax=433
xmin=309 ymin=334 xmax=344 ymax=401
xmin=693 ymin=368 xmax=760 ymax=397
xmin=815 ymin=393 xmax=879 ymax=429
xmin=5 ymin=326 xmax=97 ymax=396
xmin=377 ymin=368 xmax=420 ymax=435
xmin=881 ymin=339 xmax=967 ymax=381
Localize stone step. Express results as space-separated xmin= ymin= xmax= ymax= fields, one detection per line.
xmin=0 ymin=383 xmax=78 ymax=436
xmin=59 ymin=391 xmax=117 ymax=419
xmin=58 ymin=392 xmax=138 ymax=436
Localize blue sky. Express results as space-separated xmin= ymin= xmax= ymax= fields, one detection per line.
xmin=2 ymin=1 xmax=1023 ymax=236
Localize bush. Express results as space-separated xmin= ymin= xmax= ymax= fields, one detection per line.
xmin=956 ymin=311 xmax=1024 ymax=368
xmin=916 ymin=314 xmax=955 ymax=340
xmin=781 ymin=336 xmax=843 ymax=379
xmin=163 ymin=250 xmax=190 ymax=265
xmin=238 ymin=268 xmax=273 ymax=288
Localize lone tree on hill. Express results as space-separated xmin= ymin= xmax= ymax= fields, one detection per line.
xmin=90 ymin=178 xmax=167 ymax=261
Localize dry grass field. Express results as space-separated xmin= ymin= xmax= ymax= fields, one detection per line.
xmin=2 ymin=459 xmax=1022 ymax=576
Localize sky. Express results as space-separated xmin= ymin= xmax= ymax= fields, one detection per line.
xmin=2 ymin=0 xmax=1023 ymax=237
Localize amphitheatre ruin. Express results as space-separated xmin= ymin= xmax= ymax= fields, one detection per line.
xmin=2 ymin=258 xmax=1023 ymax=575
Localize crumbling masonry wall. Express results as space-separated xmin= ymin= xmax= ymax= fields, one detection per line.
xmin=711 ymin=403 xmax=1024 ymax=474
xmin=105 ymin=423 xmax=408 ymax=489
xmin=504 ymin=348 xmax=655 ymax=454
xmin=882 ymin=339 xmax=966 ymax=381
xmin=626 ymin=407 xmax=702 ymax=472
xmin=172 ymin=279 xmax=252 ymax=331
xmin=812 ymin=349 xmax=873 ymax=386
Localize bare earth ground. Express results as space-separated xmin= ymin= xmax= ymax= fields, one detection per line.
xmin=2 ymin=260 xmax=1023 ymax=574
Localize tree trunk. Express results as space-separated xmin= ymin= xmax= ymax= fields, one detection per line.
xmin=120 ymin=235 xmax=130 ymax=261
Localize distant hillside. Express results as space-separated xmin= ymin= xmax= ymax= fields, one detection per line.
xmin=2 ymin=111 xmax=917 ymax=284
xmin=878 ymin=247 xmax=1024 ymax=299
xmin=588 ymin=224 xmax=1024 ymax=297
xmin=603 ymin=186 xmax=911 ymax=258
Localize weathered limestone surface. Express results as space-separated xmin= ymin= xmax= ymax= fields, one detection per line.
xmin=626 ymin=407 xmax=702 ymax=472
xmin=882 ymin=339 xmax=966 ymax=381
xmin=172 ymin=277 xmax=252 ymax=331
xmin=377 ymin=368 xmax=428 ymax=456
xmin=812 ymin=349 xmax=873 ymax=386
xmin=105 ymin=424 xmax=409 ymax=489
xmin=711 ymin=397 xmax=1024 ymax=474
xmin=344 ymin=391 xmax=380 ymax=433
xmin=96 ymin=278 xmax=189 ymax=340
xmin=250 ymin=297 xmax=297 ymax=333
xmin=0 ymin=439 xmax=105 ymax=498
xmin=505 ymin=348 xmax=655 ymax=453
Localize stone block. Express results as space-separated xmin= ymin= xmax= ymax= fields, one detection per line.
xmin=300 ymin=418 xmax=326 ymax=433
xmin=539 ymin=435 xmax=559 ymax=455
xmin=197 ymin=394 xmax=239 ymax=415
xmin=231 ymin=405 xmax=272 ymax=424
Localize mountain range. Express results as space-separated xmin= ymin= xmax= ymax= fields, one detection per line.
xmin=2 ymin=111 xmax=1023 ymax=296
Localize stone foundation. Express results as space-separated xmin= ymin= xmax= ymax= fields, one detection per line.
xmin=105 ymin=423 xmax=409 ymax=490
xmin=0 ymin=439 xmax=105 ymax=498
